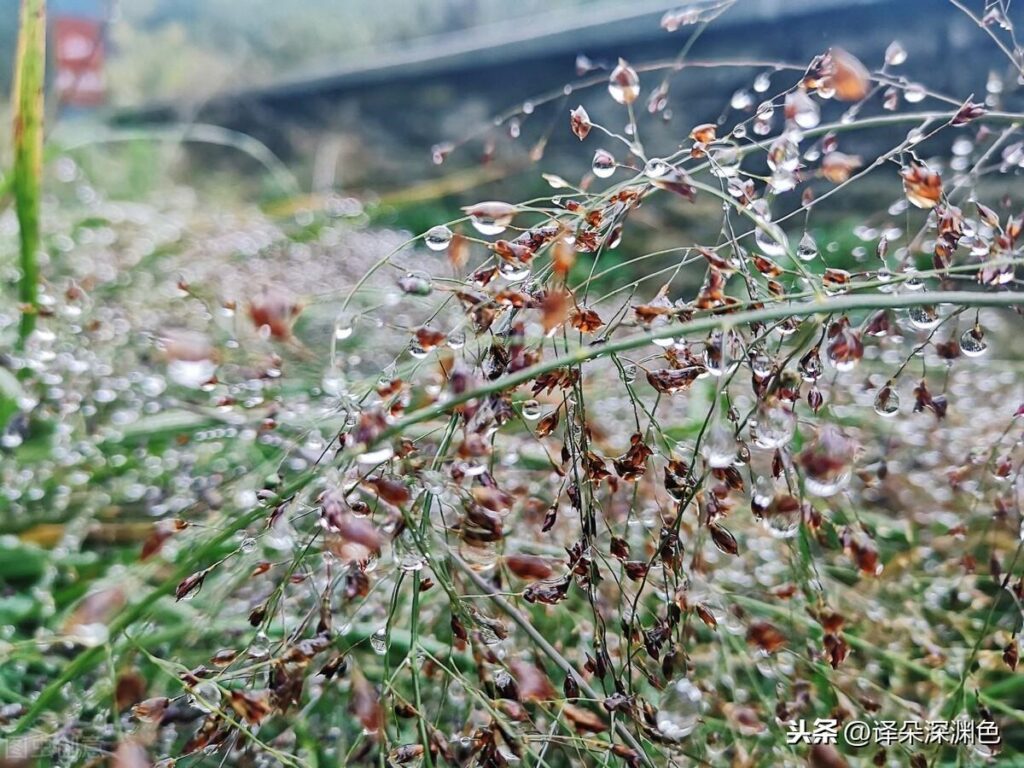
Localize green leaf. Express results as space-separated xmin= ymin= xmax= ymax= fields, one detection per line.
xmin=11 ymin=0 xmax=46 ymax=349
xmin=0 ymin=536 xmax=47 ymax=582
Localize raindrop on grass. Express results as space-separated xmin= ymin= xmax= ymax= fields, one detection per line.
xmin=447 ymin=329 xmax=466 ymax=349
xmin=592 ymin=149 xmax=616 ymax=178
xmin=370 ymin=628 xmax=388 ymax=655
xmin=608 ymin=59 xmax=640 ymax=105
xmin=644 ymin=158 xmax=672 ymax=179
xmin=656 ymin=677 xmax=702 ymax=740
xmin=463 ymin=202 xmax=516 ymax=236
xmin=873 ymin=386 xmax=900 ymax=417
xmin=907 ymin=305 xmax=940 ymax=330
xmin=730 ymin=89 xmax=753 ymax=110
xmin=904 ymin=83 xmax=926 ymax=103
xmin=334 ymin=316 xmax=355 ymax=340
xmin=703 ymin=422 xmax=737 ymax=468
xmin=750 ymin=352 xmax=773 ymax=379
xmin=398 ymin=272 xmax=433 ymax=296
xmin=960 ymin=327 xmax=987 ymax=357
xmin=753 ymin=218 xmax=788 ymax=259
xmin=796 ymin=232 xmax=819 ymax=261
xmin=167 ymin=359 xmax=217 ymax=389
xmin=885 ymin=41 xmax=907 ymax=66
xmin=752 ymin=405 xmax=796 ymax=450
xmin=357 ymin=446 xmax=395 ymax=465
xmin=424 ymin=225 xmax=453 ymax=251
xmin=498 ymin=261 xmax=531 ymax=281
xmin=521 ymin=400 xmax=542 ymax=420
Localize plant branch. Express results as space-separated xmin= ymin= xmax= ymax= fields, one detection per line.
xmin=364 ymin=291 xmax=1024 ymax=454
xmin=450 ymin=555 xmax=657 ymax=768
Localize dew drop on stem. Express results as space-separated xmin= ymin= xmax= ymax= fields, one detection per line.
xmin=656 ymin=677 xmax=702 ymax=740
xmin=873 ymin=386 xmax=900 ymax=416
xmin=424 ymin=225 xmax=453 ymax=251
xmin=370 ymin=628 xmax=387 ymax=655
xmin=960 ymin=326 xmax=987 ymax=357
xmin=797 ymin=232 xmax=819 ymax=261
xmin=592 ymin=149 xmax=616 ymax=178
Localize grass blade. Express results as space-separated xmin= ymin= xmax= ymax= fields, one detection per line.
xmin=11 ymin=0 xmax=46 ymax=349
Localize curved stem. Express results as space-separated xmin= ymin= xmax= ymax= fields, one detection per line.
xmin=451 ymin=555 xmax=657 ymax=768
xmin=363 ymin=290 xmax=1024 ymax=454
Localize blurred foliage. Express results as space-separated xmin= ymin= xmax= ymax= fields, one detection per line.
xmin=104 ymin=0 xmax=599 ymax=106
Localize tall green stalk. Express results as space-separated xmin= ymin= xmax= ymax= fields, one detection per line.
xmin=11 ymin=0 xmax=46 ymax=349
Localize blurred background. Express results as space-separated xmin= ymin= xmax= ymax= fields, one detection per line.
xmin=1 ymin=0 xmax=1017 ymax=209
xmin=0 ymin=0 xmax=1021 ymax=316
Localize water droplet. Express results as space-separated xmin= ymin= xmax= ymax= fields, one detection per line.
xmin=764 ymin=506 xmax=800 ymax=539
xmin=702 ymin=422 xmax=737 ymax=469
xmin=796 ymin=232 xmax=819 ymax=261
xmin=521 ymin=399 xmax=542 ymax=420
xmin=873 ymin=386 xmax=900 ymax=417
xmin=240 ymin=537 xmax=257 ymax=554
xmin=357 ymin=446 xmax=395 ymax=465
xmin=903 ymin=271 xmax=925 ymax=290
xmin=447 ymin=329 xmax=466 ymax=349
xmin=334 ymin=315 xmax=355 ymax=340
xmin=592 ymin=149 xmax=616 ymax=179
xmin=907 ymin=305 xmax=940 ymax=330
xmin=730 ymin=89 xmax=753 ymax=110
xmin=398 ymin=552 xmax=426 ymax=572
xmin=709 ymin=143 xmax=741 ymax=177
xmin=606 ymin=225 xmax=623 ymax=249
xmin=885 ymin=41 xmax=907 ymax=66
xmin=190 ymin=682 xmax=222 ymax=713
xmin=463 ymin=202 xmax=516 ymax=236
xmin=960 ymin=327 xmax=987 ymax=357
xmin=608 ymin=58 xmax=640 ymax=105
xmin=167 ymin=359 xmax=217 ymax=389
xmin=757 ymin=221 xmax=786 ymax=260
xmin=785 ymin=90 xmax=820 ymax=129
xmin=753 ymin=72 xmax=772 ymax=93
xmin=656 ymin=677 xmax=703 ymax=740
xmin=498 ymin=261 xmax=531 ymax=281
xmin=904 ymin=83 xmax=926 ymax=103
xmin=370 ymin=628 xmax=388 ymax=655
xmin=459 ymin=539 xmax=498 ymax=572
xmin=805 ymin=470 xmax=850 ymax=497
xmin=248 ymin=632 xmax=271 ymax=660
xmin=644 ymin=158 xmax=672 ymax=179
xmin=750 ymin=352 xmax=773 ymax=379
xmin=767 ymin=135 xmax=799 ymax=173
xmin=751 ymin=404 xmax=796 ymax=450
xmin=322 ymin=365 xmax=347 ymax=397
xmin=424 ymin=225 xmax=453 ymax=251
xmin=398 ymin=271 xmax=433 ymax=296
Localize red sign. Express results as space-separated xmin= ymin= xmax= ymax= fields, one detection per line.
xmin=54 ymin=16 xmax=106 ymax=107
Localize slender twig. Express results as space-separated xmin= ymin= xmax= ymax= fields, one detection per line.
xmin=450 ymin=555 xmax=658 ymax=768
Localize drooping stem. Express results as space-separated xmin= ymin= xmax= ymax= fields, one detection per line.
xmin=451 ymin=555 xmax=658 ymax=768
xmin=11 ymin=0 xmax=46 ymax=350
xmin=365 ymin=290 xmax=1024 ymax=454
